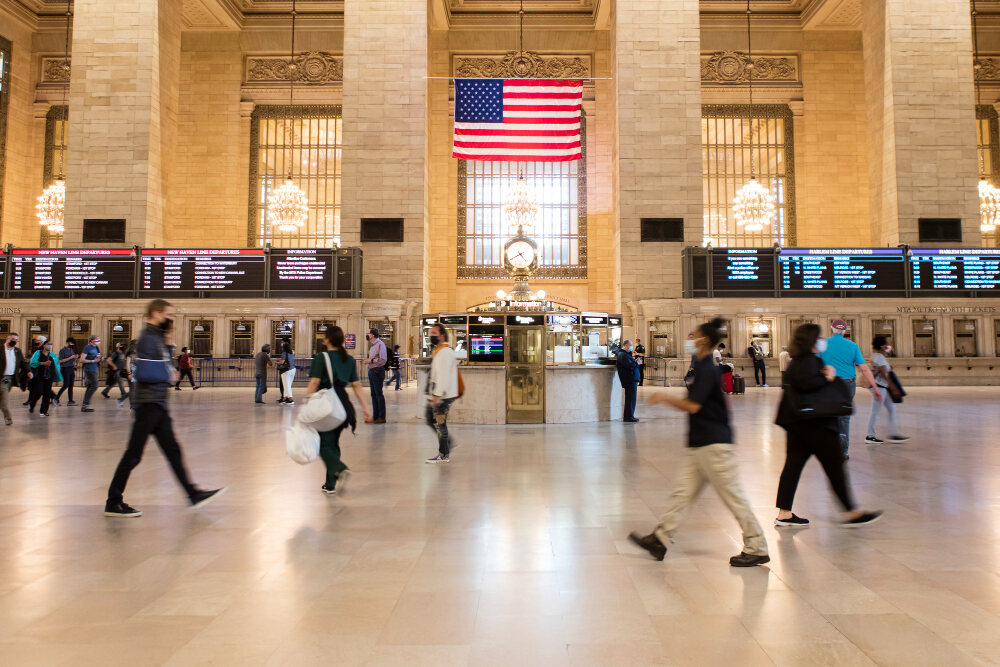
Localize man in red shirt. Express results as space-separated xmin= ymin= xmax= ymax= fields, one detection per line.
xmin=174 ymin=347 xmax=198 ymax=390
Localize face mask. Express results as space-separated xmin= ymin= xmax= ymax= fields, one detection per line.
xmin=683 ymin=339 xmax=697 ymax=356
xmin=159 ymin=318 xmax=173 ymax=332
xmin=429 ymin=335 xmax=440 ymax=347
xmin=815 ymin=338 xmax=828 ymax=354
xmin=263 ymin=346 xmax=271 ymax=353
xmin=45 ymin=346 xmax=53 ymax=352
xmin=7 ymin=340 xmax=15 ymax=348
xmin=883 ymin=345 xmax=892 ymax=354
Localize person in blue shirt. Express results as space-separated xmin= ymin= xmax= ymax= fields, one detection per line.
xmin=81 ymin=335 xmax=102 ymax=412
xmin=616 ymin=339 xmax=641 ymax=422
xmin=818 ymin=319 xmax=881 ymax=459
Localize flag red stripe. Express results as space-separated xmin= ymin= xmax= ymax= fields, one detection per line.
xmin=502 ymin=79 xmax=583 ymax=86
xmin=501 ymin=116 xmax=579 ymax=124
xmin=453 ymin=152 xmax=582 ymax=161
xmin=503 ymin=104 xmax=582 ymax=112
xmin=454 ymin=140 xmax=581 ymax=149
xmin=503 ymin=92 xmax=582 ymax=99
xmin=455 ymin=127 xmax=580 ymax=137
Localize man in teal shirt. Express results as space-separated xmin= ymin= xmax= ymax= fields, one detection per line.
xmin=819 ymin=319 xmax=881 ymax=459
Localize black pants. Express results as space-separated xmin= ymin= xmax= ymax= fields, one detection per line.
xmin=775 ymin=422 xmax=855 ymax=512
xmin=753 ymin=360 xmax=767 ymax=386
xmin=29 ymin=378 xmax=54 ymax=414
xmin=623 ymin=380 xmax=638 ymax=421
xmin=56 ymin=367 xmax=75 ymax=402
xmin=175 ymin=369 xmax=195 ymax=388
xmin=637 ymin=365 xmax=645 ymax=386
xmin=106 ymin=403 xmax=196 ymax=504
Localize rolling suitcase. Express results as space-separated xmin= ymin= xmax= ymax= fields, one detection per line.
xmin=732 ymin=373 xmax=746 ymax=395
xmin=721 ymin=371 xmax=734 ymax=393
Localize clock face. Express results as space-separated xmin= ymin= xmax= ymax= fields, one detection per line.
xmin=506 ymin=241 xmax=535 ymax=270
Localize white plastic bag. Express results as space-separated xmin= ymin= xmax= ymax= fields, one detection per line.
xmin=297 ymin=352 xmax=347 ymax=433
xmin=286 ymin=421 xmax=320 ymax=465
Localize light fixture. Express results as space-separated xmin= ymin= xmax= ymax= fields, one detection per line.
xmin=30 ymin=322 xmax=41 ymax=332
xmin=36 ymin=1 xmax=71 ymax=234
xmin=502 ymin=177 xmax=539 ymax=234
xmin=972 ymin=0 xmax=998 ymax=234
xmin=732 ymin=0 xmax=776 ymax=234
xmin=72 ymin=321 xmax=82 ymax=332
xmin=752 ymin=320 xmax=770 ymax=334
xmin=113 ymin=322 xmax=124 ymax=332
xmin=236 ymin=322 xmax=247 ymax=332
xmin=266 ymin=0 xmax=308 ymax=234
xmin=194 ymin=323 xmax=205 ymax=332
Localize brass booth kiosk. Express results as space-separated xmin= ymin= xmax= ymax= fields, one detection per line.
xmin=416 ymin=309 xmax=626 ymax=424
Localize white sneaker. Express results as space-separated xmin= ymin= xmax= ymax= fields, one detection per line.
xmin=425 ymin=454 xmax=450 ymax=464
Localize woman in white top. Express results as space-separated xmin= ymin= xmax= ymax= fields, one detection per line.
xmin=865 ymin=336 xmax=908 ymax=444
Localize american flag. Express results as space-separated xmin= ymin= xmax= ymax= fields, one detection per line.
xmin=452 ymin=79 xmax=583 ymax=162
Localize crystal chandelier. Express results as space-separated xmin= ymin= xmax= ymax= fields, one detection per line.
xmin=732 ymin=0 xmax=777 ymax=233
xmin=267 ymin=0 xmax=308 ymax=234
xmin=37 ymin=2 xmax=71 ymax=235
xmin=503 ymin=177 xmax=538 ymax=233
xmin=979 ymin=179 xmax=1000 ymax=232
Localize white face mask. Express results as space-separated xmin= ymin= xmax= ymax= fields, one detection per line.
xmin=883 ymin=345 xmax=892 ymax=354
xmin=683 ymin=339 xmax=697 ymax=356
xmin=815 ymin=338 xmax=828 ymax=354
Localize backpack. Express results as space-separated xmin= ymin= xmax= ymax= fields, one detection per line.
xmin=385 ymin=345 xmax=397 ymax=369
xmin=432 ymin=344 xmax=464 ymax=398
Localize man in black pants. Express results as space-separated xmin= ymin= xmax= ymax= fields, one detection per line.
xmin=747 ymin=340 xmax=767 ymax=387
xmin=104 ymin=299 xmax=225 ymax=518
xmin=56 ymin=338 xmax=78 ymax=406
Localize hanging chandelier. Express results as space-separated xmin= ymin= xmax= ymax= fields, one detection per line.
xmin=267 ymin=0 xmax=308 ymax=234
xmin=732 ymin=0 xmax=776 ymax=233
xmin=502 ymin=177 xmax=538 ymax=233
xmin=37 ymin=2 xmax=71 ymax=235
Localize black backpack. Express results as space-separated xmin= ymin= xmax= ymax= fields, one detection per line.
xmin=385 ymin=345 xmax=397 ymax=368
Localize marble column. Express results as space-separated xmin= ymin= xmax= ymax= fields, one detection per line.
xmin=862 ymin=0 xmax=980 ymax=246
xmin=63 ymin=0 xmax=181 ymax=247
xmin=614 ymin=0 xmax=703 ymax=304
xmin=340 ymin=0 xmax=427 ymax=303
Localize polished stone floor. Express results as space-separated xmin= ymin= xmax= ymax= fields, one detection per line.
xmin=1 ymin=384 xmax=999 ymax=666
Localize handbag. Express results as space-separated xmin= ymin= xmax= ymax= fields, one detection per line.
xmin=785 ymin=377 xmax=854 ymax=421
xmin=297 ymin=351 xmax=347 ymax=432
xmin=285 ymin=421 xmax=320 ymax=465
xmin=887 ymin=370 xmax=906 ymax=404
xmin=276 ymin=352 xmax=292 ymax=374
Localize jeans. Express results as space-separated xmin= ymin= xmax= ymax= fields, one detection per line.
xmin=175 ymin=368 xmax=196 ymax=388
xmin=368 ymin=367 xmax=386 ymax=420
xmin=385 ymin=367 xmax=401 ymax=390
xmin=319 ymin=423 xmax=349 ymax=487
xmin=867 ymin=386 xmax=899 ymax=438
xmin=254 ymin=374 xmax=267 ymax=403
xmin=623 ymin=379 xmax=638 ymax=421
xmin=753 ymin=360 xmax=767 ymax=386
xmin=106 ymin=403 xmax=197 ymax=505
xmin=57 ymin=366 xmax=75 ymax=402
xmin=29 ymin=378 xmax=54 ymax=414
xmin=83 ymin=369 xmax=98 ymax=406
xmin=837 ymin=378 xmax=857 ymax=456
xmin=103 ymin=373 xmax=130 ymax=400
xmin=425 ymin=396 xmax=456 ymax=456
xmin=654 ymin=444 xmax=768 ymax=557
xmin=776 ymin=423 xmax=855 ymax=512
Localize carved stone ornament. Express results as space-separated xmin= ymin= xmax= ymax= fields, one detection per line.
xmin=454 ymin=51 xmax=589 ymax=79
xmin=41 ymin=57 xmax=71 ymax=83
xmin=701 ymin=51 xmax=797 ymax=84
xmin=246 ymin=51 xmax=343 ymax=85
xmin=976 ymin=57 xmax=1000 ymax=82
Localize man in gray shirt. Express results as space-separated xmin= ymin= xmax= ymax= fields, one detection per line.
xmin=363 ymin=329 xmax=387 ymax=423
xmin=254 ymin=344 xmax=272 ymax=404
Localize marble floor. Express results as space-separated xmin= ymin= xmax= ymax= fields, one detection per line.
xmin=1 ymin=384 xmax=999 ymax=666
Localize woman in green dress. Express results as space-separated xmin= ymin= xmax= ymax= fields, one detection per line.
xmin=306 ymin=325 xmax=372 ymax=495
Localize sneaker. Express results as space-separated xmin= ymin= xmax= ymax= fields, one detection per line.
xmin=888 ymin=435 xmax=910 ymax=443
xmin=117 ymin=399 xmax=125 ymax=409
xmin=321 ymin=484 xmax=336 ymax=495
xmin=775 ymin=514 xmax=810 ymax=527
xmin=865 ymin=436 xmax=884 ymax=444
xmin=285 ymin=400 xmax=295 ymax=406
xmin=174 ymin=386 xmax=182 ymax=391
xmin=104 ymin=501 xmax=142 ymax=518
xmin=730 ymin=552 xmax=771 ymax=567
xmin=254 ymin=401 xmax=265 ymax=404
xmin=39 ymin=413 xmax=48 ymax=418
xmin=628 ymin=531 xmax=667 ymax=561
xmin=335 ymin=469 xmax=351 ymax=496
xmin=4 ymin=418 xmax=11 ymax=426
xmin=840 ymin=510 xmax=883 ymax=528
xmin=190 ymin=487 xmax=226 ymax=509
xmin=67 ymin=401 xmax=77 ymax=406
xmin=193 ymin=386 xmax=200 ymax=390
xmin=81 ymin=406 xmax=94 ymax=413
xmin=53 ymin=399 xmax=61 ymax=407
xmin=373 ymin=418 xmax=386 ymax=424
xmin=425 ymin=454 xmax=450 ymax=464
xmin=101 ymin=392 xmax=110 ymax=399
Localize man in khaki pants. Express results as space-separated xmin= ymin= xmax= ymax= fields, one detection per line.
xmin=629 ymin=318 xmax=769 ymax=567
xmin=1 ymin=333 xmax=29 ymax=426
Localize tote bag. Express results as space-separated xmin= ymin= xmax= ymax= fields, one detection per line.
xmin=785 ymin=377 xmax=854 ymax=421
xmin=286 ymin=421 xmax=319 ymax=465
xmin=297 ymin=351 xmax=347 ymax=432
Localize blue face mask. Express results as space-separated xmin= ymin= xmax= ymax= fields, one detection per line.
xmin=815 ymin=338 xmax=828 ymax=354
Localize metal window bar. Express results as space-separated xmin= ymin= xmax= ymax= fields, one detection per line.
xmin=195 ymin=356 xmax=417 ymax=388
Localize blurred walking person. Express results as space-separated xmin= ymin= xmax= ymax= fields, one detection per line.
xmin=81 ymin=334 xmax=102 ymax=412
xmin=1 ymin=333 xmax=29 ymax=426
xmin=56 ymin=337 xmax=78 ymax=406
xmin=865 ymin=335 xmax=909 ymax=445
xmin=174 ymin=347 xmax=198 ymax=390
xmin=28 ymin=340 xmax=63 ymax=417
xmin=425 ymin=322 xmax=460 ymax=463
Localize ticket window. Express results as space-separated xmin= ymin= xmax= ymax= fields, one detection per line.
xmin=872 ymin=319 xmax=897 ymax=357
xmin=420 ymin=317 xmax=437 ymax=359
xmin=582 ymin=326 xmax=608 ymax=361
xmin=189 ymin=320 xmax=214 ymax=358
xmin=368 ymin=320 xmax=396 ymax=350
xmin=108 ymin=320 xmax=132 ymax=352
xmin=954 ymin=319 xmax=978 ymax=358
xmin=913 ymin=319 xmax=938 ymax=358
xmin=67 ymin=319 xmax=92 ymax=351
xmin=313 ymin=320 xmax=336 ymax=355
xmin=608 ymin=316 xmax=624 ymax=349
xmin=546 ymin=329 xmax=582 ymax=364
xmin=649 ymin=320 xmax=676 ymax=358
xmin=26 ymin=320 xmax=51 ymax=348
xmin=271 ymin=320 xmax=296 ymax=356
xmin=230 ymin=320 xmax=255 ymax=358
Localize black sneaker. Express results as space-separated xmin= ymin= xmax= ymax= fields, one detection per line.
xmin=775 ymin=514 xmax=810 ymax=527
xmin=193 ymin=386 xmax=200 ymax=390
xmin=888 ymin=435 xmax=910 ymax=443
xmin=865 ymin=436 xmax=884 ymax=444
xmin=174 ymin=386 xmax=182 ymax=391
xmin=101 ymin=392 xmax=110 ymax=399
xmin=104 ymin=501 xmax=142 ymax=518
xmin=190 ymin=487 xmax=226 ymax=509
xmin=321 ymin=484 xmax=336 ymax=495
xmin=67 ymin=401 xmax=77 ymax=406
xmin=628 ymin=531 xmax=667 ymax=561
xmin=730 ymin=552 xmax=771 ymax=567
xmin=81 ymin=406 xmax=94 ymax=412
xmin=841 ymin=510 xmax=883 ymax=528
xmin=335 ymin=469 xmax=351 ymax=496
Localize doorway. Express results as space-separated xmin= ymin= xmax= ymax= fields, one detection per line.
xmin=506 ymin=325 xmax=545 ymax=423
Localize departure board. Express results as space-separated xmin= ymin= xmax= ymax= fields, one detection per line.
xmin=9 ymin=248 xmax=136 ymax=298
xmin=779 ymin=248 xmax=906 ymax=294
xmin=268 ymin=249 xmax=333 ymax=295
xmin=140 ymin=249 xmax=266 ymax=297
xmin=909 ymin=249 xmax=1000 ymax=294
xmin=712 ymin=248 xmax=775 ymax=295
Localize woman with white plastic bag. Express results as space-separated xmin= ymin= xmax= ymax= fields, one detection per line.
xmin=305 ymin=325 xmax=372 ymax=495
xmin=278 ymin=341 xmax=297 ymax=405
